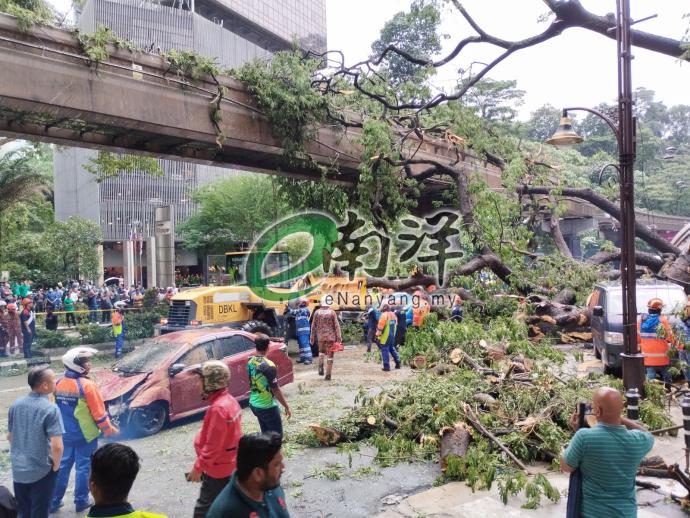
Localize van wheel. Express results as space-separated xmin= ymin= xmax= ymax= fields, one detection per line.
xmin=600 ymin=347 xmax=613 ymax=375
xmin=242 ymin=320 xmax=274 ymax=336
xmin=128 ymin=402 xmax=167 ymax=437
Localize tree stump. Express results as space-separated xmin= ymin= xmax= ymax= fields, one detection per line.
xmin=308 ymin=424 xmax=345 ymax=446
xmin=410 ymin=355 xmax=428 ymax=369
xmin=439 ymin=422 xmax=470 ymax=472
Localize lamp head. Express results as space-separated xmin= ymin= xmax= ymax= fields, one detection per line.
xmin=546 ymin=111 xmax=583 ymax=147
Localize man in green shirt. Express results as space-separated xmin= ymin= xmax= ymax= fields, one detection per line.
xmin=561 ymin=387 xmax=654 ymax=518
xmin=206 ymin=432 xmax=289 ymax=518
xmin=247 ymin=334 xmax=291 ymax=437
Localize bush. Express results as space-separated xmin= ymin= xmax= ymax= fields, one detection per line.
xmin=76 ymin=323 xmax=113 ymax=345
xmin=142 ymin=288 xmax=159 ymax=310
xmin=124 ymin=311 xmax=159 ymax=340
xmin=34 ymin=329 xmax=79 ymax=349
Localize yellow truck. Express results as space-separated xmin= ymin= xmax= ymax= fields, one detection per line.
xmin=161 ymin=250 xmax=374 ymax=336
xmin=160 ymin=284 xmax=293 ymax=335
xmin=161 ymin=251 xmax=294 ymax=335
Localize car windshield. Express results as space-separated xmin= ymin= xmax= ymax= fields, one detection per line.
xmin=607 ymin=286 xmax=687 ymax=316
xmin=114 ymin=340 xmax=179 ymax=373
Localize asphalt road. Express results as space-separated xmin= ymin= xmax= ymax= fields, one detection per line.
xmin=0 ymin=344 xmax=437 ymax=517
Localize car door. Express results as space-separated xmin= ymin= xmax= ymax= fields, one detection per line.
xmin=267 ymin=341 xmax=293 ymax=386
xmin=169 ymin=341 xmax=213 ymax=417
xmin=213 ymin=335 xmax=256 ymax=400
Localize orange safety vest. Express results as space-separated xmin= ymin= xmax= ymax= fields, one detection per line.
xmin=637 ymin=315 xmax=674 ymax=367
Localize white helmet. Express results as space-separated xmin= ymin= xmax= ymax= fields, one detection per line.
xmin=62 ymin=347 xmax=98 ymax=374
xmin=0 ymin=300 xmax=6 ymax=307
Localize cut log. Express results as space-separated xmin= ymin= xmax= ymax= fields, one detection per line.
xmin=308 ymin=424 xmax=345 ymax=446
xmin=640 ymin=456 xmax=668 ymax=469
xmin=452 ymin=347 xmax=498 ymax=375
xmin=637 ymin=467 xmax=672 ymax=479
xmin=439 ymin=422 xmax=471 ymax=472
xmin=410 ymin=355 xmax=428 ymax=370
xmin=450 ymin=348 xmax=463 ymax=365
xmin=366 ymin=415 xmax=377 ymax=426
xmin=473 ymin=393 xmax=498 ymax=409
xmin=635 ymin=480 xmax=661 ymax=491
xmin=433 ymin=363 xmax=454 ymax=376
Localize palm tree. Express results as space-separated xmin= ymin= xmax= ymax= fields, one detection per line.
xmin=0 ymin=143 xmax=52 ymax=265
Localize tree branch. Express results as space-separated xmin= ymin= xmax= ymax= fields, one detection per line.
xmin=548 ymin=195 xmax=573 ymax=259
xmin=517 ymin=185 xmax=681 ymax=256
xmin=587 ymin=248 xmax=665 ymax=270
xmin=544 ymin=0 xmax=689 ymax=60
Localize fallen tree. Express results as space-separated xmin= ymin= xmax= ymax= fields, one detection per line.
xmin=295 ymin=317 xmax=674 ymax=508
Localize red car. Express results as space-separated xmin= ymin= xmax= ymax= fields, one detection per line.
xmin=98 ymin=328 xmax=293 ymax=436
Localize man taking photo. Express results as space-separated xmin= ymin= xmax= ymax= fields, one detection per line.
xmin=560 ymin=387 xmax=653 ymax=517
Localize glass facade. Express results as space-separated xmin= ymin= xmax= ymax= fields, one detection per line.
xmin=54 ymin=0 xmax=327 ymax=262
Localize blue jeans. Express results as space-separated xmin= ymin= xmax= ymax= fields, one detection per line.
xmin=249 ymin=404 xmax=283 ymax=437
xmin=14 ymin=468 xmax=57 ymax=518
xmin=50 ymin=438 xmax=98 ymax=511
xmin=378 ymin=339 xmax=400 ymax=370
xmin=645 ymin=366 xmax=671 ymax=384
xmin=115 ymin=333 xmax=125 ymax=357
xmin=297 ymin=333 xmax=312 ymax=363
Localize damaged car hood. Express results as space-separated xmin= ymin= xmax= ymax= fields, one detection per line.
xmin=98 ymin=369 xmax=150 ymax=401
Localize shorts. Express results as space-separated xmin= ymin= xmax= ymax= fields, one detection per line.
xmin=319 ymin=340 xmax=334 ymax=354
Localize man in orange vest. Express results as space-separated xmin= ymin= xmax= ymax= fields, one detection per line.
xmin=375 ymin=303 xmax=401 ymax=371
xmin=637 ymin=297 xmax=677 ymax=387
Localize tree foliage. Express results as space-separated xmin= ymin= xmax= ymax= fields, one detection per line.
xmin=370 ymin=0 xmax=442 ymax=87
xmin=178 ymin=175 xmax=284 ymax=253
xmin=83 ymin=151 xmax=163 ymax=183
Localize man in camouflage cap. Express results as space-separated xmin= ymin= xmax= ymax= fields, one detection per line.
xmin=187 ymin=360 xmax=242 ymax=518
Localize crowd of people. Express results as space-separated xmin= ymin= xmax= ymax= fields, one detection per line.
xmin=0 ymin=279 xmax=180 ymax=359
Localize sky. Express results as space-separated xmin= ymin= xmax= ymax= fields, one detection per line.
xmin=326 ymin=0 xmax=690 ymax=119
xmin=44 ymin=0 xmax=689 ymax=120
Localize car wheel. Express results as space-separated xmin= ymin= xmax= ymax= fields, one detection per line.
xmin=128 ymin=402 xmax=167 ymax=437
xmin=243 ymin=320 xmax=274 ymax=336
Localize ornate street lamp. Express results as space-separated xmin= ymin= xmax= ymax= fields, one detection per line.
xmin=547 ymin=0 xmax=645 ymax=393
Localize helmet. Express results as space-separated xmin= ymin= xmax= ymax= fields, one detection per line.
xmin=21 ymin=298 xmax=31 ymax=306
xmin=114 ymin=301 xmax=126 ymax=309
xmin=200 ymin=360 xmax=230 ymax=393
xmin=0 ymin=300 xmax=5 ymax=308
xmin=62 ymin=347 xmax=98 ymax=374
xmin=647 ymin=298 xmax=664 ymax=310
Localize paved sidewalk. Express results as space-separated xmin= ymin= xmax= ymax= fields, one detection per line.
xmin=376 ymin=404 xmax=687 ymax=518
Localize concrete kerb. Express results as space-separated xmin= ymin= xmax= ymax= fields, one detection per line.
xmin=0 ymin=338 xmax=149 ymax=374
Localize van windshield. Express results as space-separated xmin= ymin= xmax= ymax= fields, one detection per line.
xmin=606 ymin=286 xmax=686 ymax=316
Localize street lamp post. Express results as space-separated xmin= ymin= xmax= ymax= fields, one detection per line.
xmin=547 ymin=0 xmax=645 ymax=393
